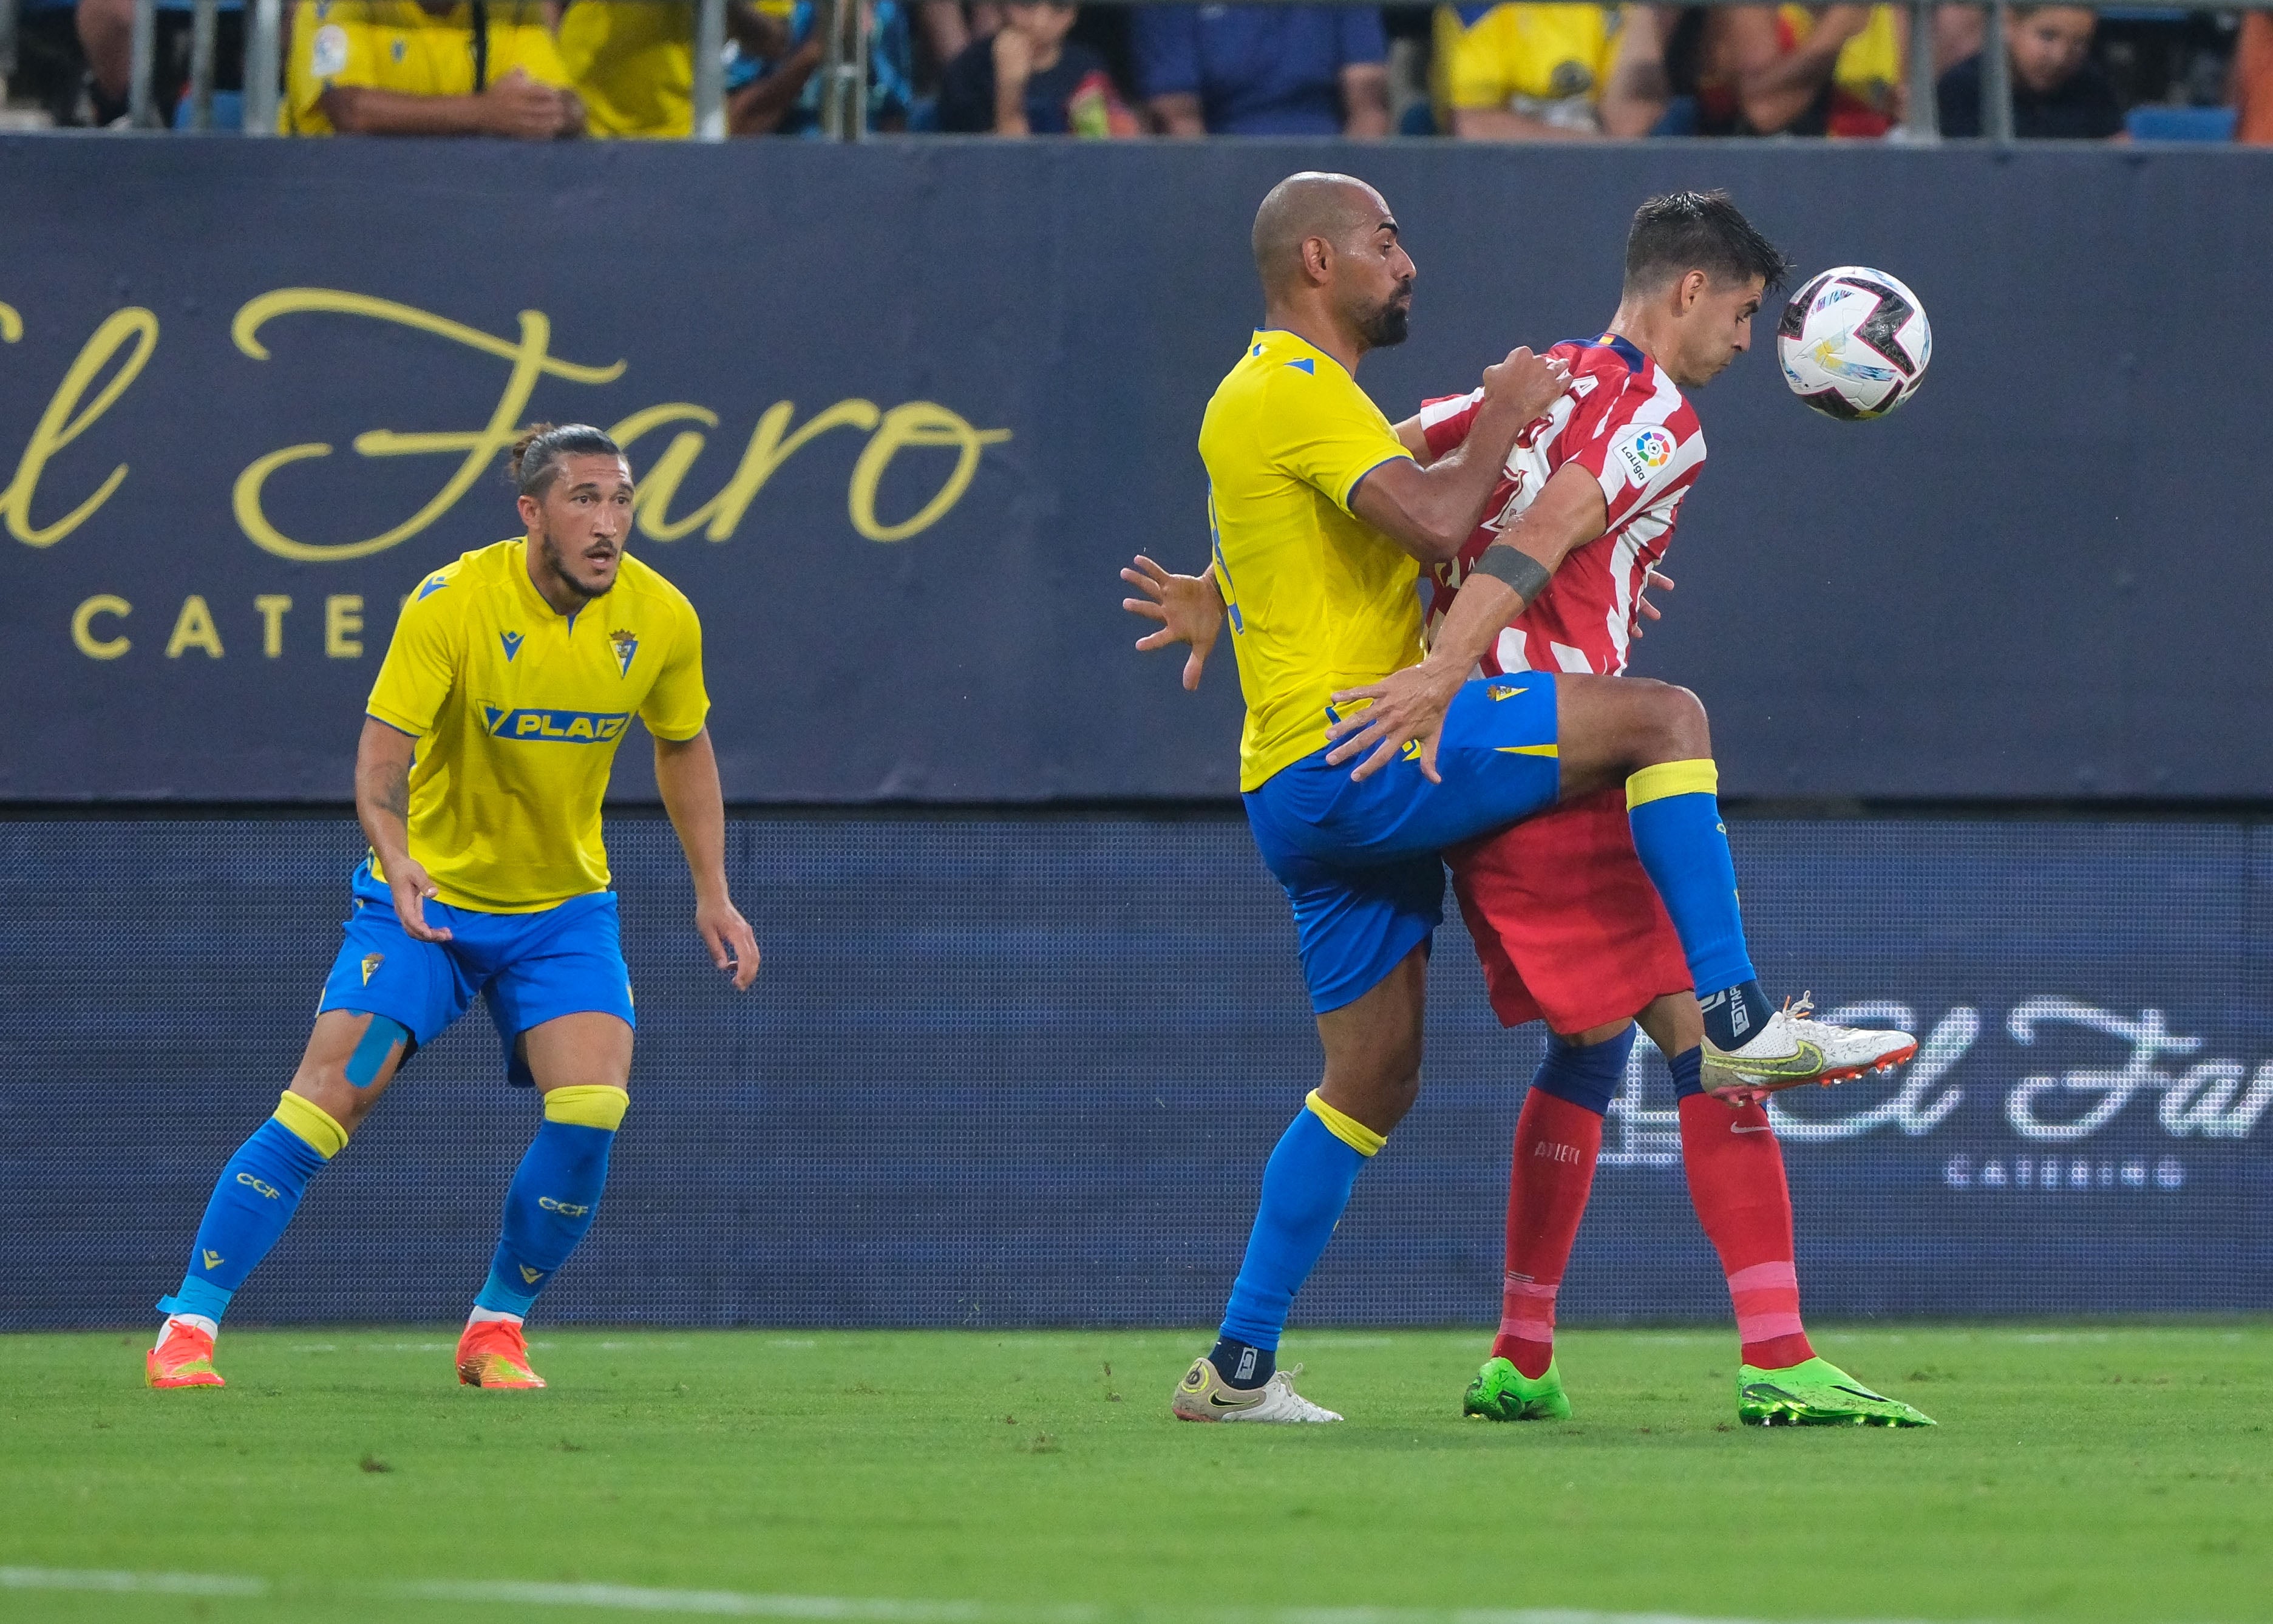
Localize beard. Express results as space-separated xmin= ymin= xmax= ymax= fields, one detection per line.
xmin=1356 ymin=285 xmax=1413 ymax=349
xmin=536 ymin=523 xmax=611 ymax=602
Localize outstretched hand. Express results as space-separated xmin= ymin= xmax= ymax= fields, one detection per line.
xmin=1323 ymin=662 xmax=1464 ymax=783
xmin=1121 ymin=555 xmax=1225 ymax=691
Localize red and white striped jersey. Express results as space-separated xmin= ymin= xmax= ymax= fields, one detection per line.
xmin=1418 ymin=334 xmax=1705 ymax=679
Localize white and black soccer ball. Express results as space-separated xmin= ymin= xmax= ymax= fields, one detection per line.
xmin=1776 ymin=267 xmax=1931 ymax=421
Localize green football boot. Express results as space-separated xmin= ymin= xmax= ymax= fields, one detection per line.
xmin=1737 ymin=1356 xmax=1935 ymax=1427
xmin=1463 ymin=1355 xmax=1572 ymax=1421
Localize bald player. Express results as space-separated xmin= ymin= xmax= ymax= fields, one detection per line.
xmin=1130 ymin=172 xmax=1912 ymax=1423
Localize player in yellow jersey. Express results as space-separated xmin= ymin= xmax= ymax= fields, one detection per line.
xmin=147 ymin=424 xmax=759 ymax=1393
xmin=1128 ymin=174 xmax=1911 ymax=1422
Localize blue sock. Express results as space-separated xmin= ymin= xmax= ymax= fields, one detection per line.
xmin=158 ymin=1093 xmax=345 ymax=1324
xmin=1533 ymin=1025 xmax=1636 ymax=1116
xmin=1625 ymin=761 xmax=1770 ymax=1047
xmin=1215 ymin=1092 xmax=1384 ymax=1385
xmin=1667 ymin=1044 xmax=1706 ymax=1100
xmin=474 ymin=1086 xmax=627 ymax=1317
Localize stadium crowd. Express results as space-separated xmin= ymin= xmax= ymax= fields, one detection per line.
xmin=4 ymin=0 xmax=2269 ymax=141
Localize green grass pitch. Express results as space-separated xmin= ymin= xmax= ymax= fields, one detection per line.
xmin=4 ymin=1324 xmax=2270 ymax=1623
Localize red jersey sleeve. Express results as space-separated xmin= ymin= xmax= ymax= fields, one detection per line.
xmin=1416 ymin=389 xmax=1484 ymax=463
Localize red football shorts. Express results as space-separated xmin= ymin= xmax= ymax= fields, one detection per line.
xmin=1447 ymin=787 xmax=1693 ymax=1034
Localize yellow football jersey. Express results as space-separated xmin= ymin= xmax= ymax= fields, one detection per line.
xmin=282 ymin=1 xmax=569 ymax=137
xmin=556 ymin=0 xmax=695 ymax=139
xmin=1198 ymin=329 xmax=1422 ymax=793
xmin=1432 ymin=4 xmax=1622 ymax=131
xmin=365 ymin=539 xmax=710 ymax=913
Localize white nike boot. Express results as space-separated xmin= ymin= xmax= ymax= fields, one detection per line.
xmin=1172 ymin=1356 xmax=1342 ymax=1423
xmin=1702 ymin=996 xmax=1917 ymax=1101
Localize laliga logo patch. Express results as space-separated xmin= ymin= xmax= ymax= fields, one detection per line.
xmin=310 ymin=23 xmax=350 ymax=78
xmin=1616 ymin=427 xmax=1675 ymax=485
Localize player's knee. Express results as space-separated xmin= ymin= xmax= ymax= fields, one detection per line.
xmin=542 ymin=1084 xmax=630 ymax=1130
xmin=1360 ymin=1053 xmax=1425 ymax=1132
xmin=1631 ymin=681 xmax=1711 ymax=765
xmin=296 ymin=1013 xmax=413 ymax=1130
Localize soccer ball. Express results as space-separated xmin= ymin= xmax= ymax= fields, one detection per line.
xmin=1775 ymin=267 xmax=1932 ymax=421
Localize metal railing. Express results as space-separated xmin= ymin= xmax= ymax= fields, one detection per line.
xmin=8 ymin=0 xmax=2252 ymax=146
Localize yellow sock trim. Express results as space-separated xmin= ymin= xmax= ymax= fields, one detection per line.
xmin=1626 ymin=758 xmax=1719 ymax=809
xmin=273 ymin=1091 xmax=348 ymax=1160
xmin=543 ymin=1084 xmax=630 ymax=1131
xmin=1304 ymin=1090 xmax=1386 ymax=1157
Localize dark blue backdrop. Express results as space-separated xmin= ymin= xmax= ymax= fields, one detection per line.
xmin=4 ymin=812 xmax=2267 ymax=1330
xmin=4 ymin=140 xmax=2271 ymax=802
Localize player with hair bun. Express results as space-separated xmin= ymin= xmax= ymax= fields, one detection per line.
xmin=145 ymin=423 xmax=759 ymax=1393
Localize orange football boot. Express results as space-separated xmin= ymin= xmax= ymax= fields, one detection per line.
xmin=146 ymin=1320 xmax=225 ymax=1389
xmin=456 ymin=1319 xmax=546 ymax=1388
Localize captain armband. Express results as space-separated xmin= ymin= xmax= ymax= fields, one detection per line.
xmin=1469 ymin=545 xmax=1554 ymax=606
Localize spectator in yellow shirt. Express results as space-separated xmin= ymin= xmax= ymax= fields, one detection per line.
xmin=1433 ymin=4 xmax=1661 ymax=139
xmin=554 ymin=2 xmax=814 ymax=140
xmin=283 ymin=1 xmax=583 ymax=138
xmin=557 ymin=0 xmax=696 ymax=138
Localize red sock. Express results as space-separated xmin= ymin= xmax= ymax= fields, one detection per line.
xmin=1490 ymin=1089 xmax=1603 ymax=1378
xmin=1678 ymin=1093 xmax=1815 ymax=1370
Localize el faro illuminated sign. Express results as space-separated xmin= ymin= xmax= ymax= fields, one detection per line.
xmin=0 ymin=289 xmax=1011 ymax=664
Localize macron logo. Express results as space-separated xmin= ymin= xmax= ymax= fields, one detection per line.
xmin=500 ymin=631 xmax=524 ymax=662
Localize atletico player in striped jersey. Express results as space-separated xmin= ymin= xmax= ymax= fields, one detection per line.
xmin=1399 ymin=191 xmax=1931 ymax=1428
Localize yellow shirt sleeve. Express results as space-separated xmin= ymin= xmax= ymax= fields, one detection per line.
xmin=312 ymin=2 xmax=409 ymax=95
xmin=284 ymin=1 xmax=364 ymax=131
xmin=639 ymin=596 xmax=711 ymax=742
xmin=365 ymin=576 xmax=463 ymax=737
xmin=1257 ymin=365 xmax=1415 ymax=517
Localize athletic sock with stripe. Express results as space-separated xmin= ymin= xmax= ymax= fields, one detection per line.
xmin=1490 ymin=1029 xmax=1626 ymax=1378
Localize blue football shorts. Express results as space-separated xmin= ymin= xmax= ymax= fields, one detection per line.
xmin=316 ymin=861 xmax=637 ymax=1086
xmin=1243 ymin=672 xmax=1563 ymax=1014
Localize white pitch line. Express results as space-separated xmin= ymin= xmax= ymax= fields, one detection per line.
xmin=396 ymin=1581 xmax=1070 ymax=1619
xmin=396 ymin=1583 xmax=1934 ymax=1624
xmin=0 ymin=1568 xmax=268 ymax=1598
xmin=0 ymin=1569 xmax=1957 ymax=1624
